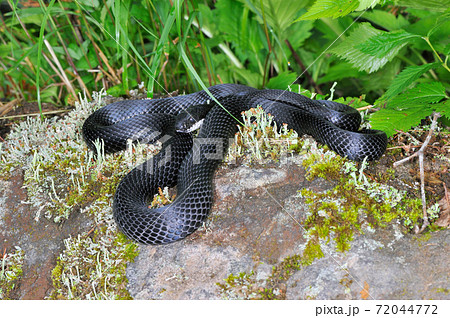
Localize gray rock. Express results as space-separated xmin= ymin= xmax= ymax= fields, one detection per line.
xmin=2 ymin=154 xmax=448 ymax=300
xmin=286 ymin=226 xmax=449 ymax=300
xmin=125 ymin=161 xmax=450 ymax=300
xmin=127 ymin=243 xmax=254 ymax=299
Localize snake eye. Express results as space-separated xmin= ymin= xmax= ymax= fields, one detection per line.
xmin=175 ymin=113 xmax=202 ymax=133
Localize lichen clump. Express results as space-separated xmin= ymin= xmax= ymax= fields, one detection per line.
xmin=0 ymin=247 xmax=25 ymax=299
xmin=227 ymin=106 xmax=303 ymax=163
xmin=50 ymin=230 xmax=138 ymax=300
xmin=0 ymin=92 xmax=148 ymax=299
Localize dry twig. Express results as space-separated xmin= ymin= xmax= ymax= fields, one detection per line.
xmin=393 ymin=112 xmax=441 ymax=234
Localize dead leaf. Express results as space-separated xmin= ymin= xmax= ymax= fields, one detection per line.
xmin=96 ymin=171 xmax=107 ymax=181
xmin=360 ymin=281 xmax=370 ymax=300
xmin=436 ymin=184 xmax=450 ymax=228
xmin=426 ymin=172 xmax=442 ymax=185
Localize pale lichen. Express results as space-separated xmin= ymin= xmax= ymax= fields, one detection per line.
xmin=226 ymin=106 xmax=303 ymax=164
xmin=0 ymin=91 xmax=149 ymax=299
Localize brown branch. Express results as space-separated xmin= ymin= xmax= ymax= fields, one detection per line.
xmin=284 ymin=39 xmax=323 ymax=95
xmin=393 ymin=112 xmax=442 ymax=234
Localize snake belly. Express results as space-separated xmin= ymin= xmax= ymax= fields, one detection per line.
xmin=82 ymin=84 xmax=387 ymax=245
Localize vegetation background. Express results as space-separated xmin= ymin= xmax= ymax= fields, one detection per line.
xmin=0 ymin=0 xmax=449 ymax=135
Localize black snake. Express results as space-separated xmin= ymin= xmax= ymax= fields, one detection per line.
xmin=82 ymin=84 xmax=387 ymax=245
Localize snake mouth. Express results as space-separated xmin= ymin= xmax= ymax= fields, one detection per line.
xmin=176 ymin=118 xmax=204 ymax=133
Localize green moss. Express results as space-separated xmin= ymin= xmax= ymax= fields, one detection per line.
xmin=302 ymin=151 xmax=346 ymax=180
xmin=297 ymin=151 xmax=425 ymax=267
xmin=216 ymin=271 xmax=259 ymax=299
xmin=42 ymin=144 xmax=141 ymax=299
xmin=435 ymin=288 xmax=449 ymax=294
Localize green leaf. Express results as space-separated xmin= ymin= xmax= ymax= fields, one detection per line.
xmin=371 ymin=81 xmax=448 ymax=136
xmin=444 ymin=43 xmax=450 ymax=56
xmin=216 ymin=0 xmax=265 ymax=71
xmin=356 ymin=30 xmax=420 ymax=58
xmin=232 ymin=67 xmax=262 ymax=88
xmin=284 ymin=20 xmax=315 ymax=50
xmin=266 ymin=72 xmax=298 ymax=89
xmin=356 ymin=0 xmax=381 ymax=11
xmin=239 ymin=0 xmax=310 ymax=34
xmin=361 ymin=59 xmax=401 ymax=92
xmin=370 ymin=105 xmax=434 ymax=137
xmin=329 ymin=23 xmax=397 ymax=73
xmin=75 ymin=47 xmax=99 ymax=70
xmin=404 ymin=10 xmax=448 ymax=37
xmin=393 ymin=0 xmax=450 ymax=12
xmin=107 ymin=83 xmax=129 ymax=97
xmin=427 ymin=11 xmax=450 ymax=38
xmin=360 ymin=10 xmax=410 ymax=31
xmin=297 ymin=0 xmax=359 ymax=20
xmin=334 ymin=96 xmax=370 ymax=109
xmin=13 ymin=7 xmax=45 ymax=26
xmin=40 ymin=86 xmax=59 ymax=102
xmin=384 ymin=63 xmax=439 ymax=100
xmin=67 ymin=43 xmax=83 ymax=60
xmin=216 ymin=0 xmax=247 ymax=45
xmin=77 ymin=0 xmax=100 ymax=7
xmin=317 ymin=62 xmax=364 ymax=84
xmin=388 ymin=82 xmax=447 ymax=107
xmin=433 ymin=100 xmax=449 ymax=119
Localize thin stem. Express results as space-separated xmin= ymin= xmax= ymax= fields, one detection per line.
xmin=423 ymin=36 xmax=450 ymax=73
xmin=411 ymin=47 xmax=439 ymax=80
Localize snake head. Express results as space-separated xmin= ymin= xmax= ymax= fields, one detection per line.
xmin=175 ymin=103 xmax=212 ymax=133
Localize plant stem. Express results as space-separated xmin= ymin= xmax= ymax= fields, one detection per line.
xmin=285 ymin=39 xmax=322 ymax=94
xmin=423 ymin=36 xmax=450 ymax=73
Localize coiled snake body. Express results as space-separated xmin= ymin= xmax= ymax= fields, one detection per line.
xmin=82 ymin=84 xmax=387 ymax=245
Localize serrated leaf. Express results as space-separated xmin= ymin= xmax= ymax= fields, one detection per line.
xmin=384 ymin=63 xmax=439 ymax=100
xmin=433 ymin=100 xmax=449 ymax=119
xmin=297 ymin=0 xmax=359 ymax=21
xmin=388 ymin=82 xmax=447 ymax=107
xmin=356 ymin=0 xmax=380 ymax=11
xmin=334 ymin=96 xmax=370 ymax=109
xmin=216 ymin=0 xmax=266 ymax=68
xmin=329 ymin=23 xmax=396 ymax=73
xmin=370 ymin=105 xmax=434 ymax=137
xmin=357 ymin=30 xmax=420 ymax=58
